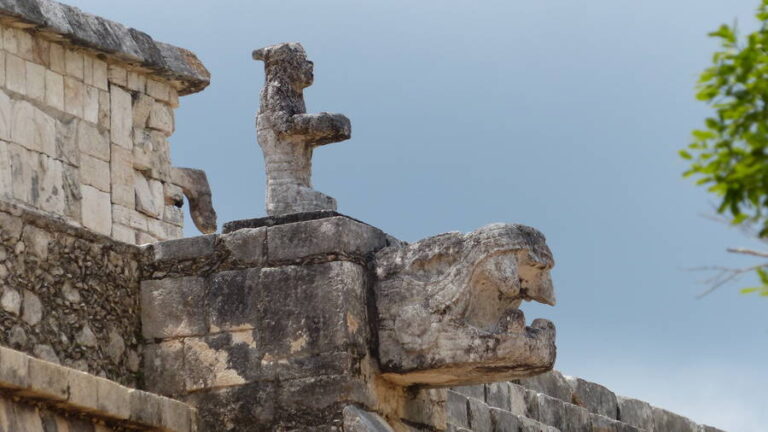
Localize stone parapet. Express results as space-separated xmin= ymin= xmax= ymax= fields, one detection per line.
xmin=0 ymin=345 xmax=197 ymax=432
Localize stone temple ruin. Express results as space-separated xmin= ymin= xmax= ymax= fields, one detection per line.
xmin=0 ymin=1 xmax=726 ymax=431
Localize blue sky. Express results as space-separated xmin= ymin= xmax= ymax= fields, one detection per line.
xmin=67 ymin=1 xmax=766 ymax=430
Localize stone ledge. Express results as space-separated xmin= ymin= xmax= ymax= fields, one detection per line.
xmin=0 ymin=198 xmax=141 ymax=254
xmin=0 ymin=346 xmax=197 ymax=432
xmin=0 ymin=0 xmax=209 ymax=95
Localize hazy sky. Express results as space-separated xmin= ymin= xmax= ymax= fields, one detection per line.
xmin=66 ymin=1 xmax=766 ymax=430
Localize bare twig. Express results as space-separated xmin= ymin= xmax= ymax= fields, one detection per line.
xmin=726 ymin=248 xmax=768 ymax=258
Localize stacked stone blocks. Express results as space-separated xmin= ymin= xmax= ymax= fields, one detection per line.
xmin=0 ymin=21 xmax=185 ymax=244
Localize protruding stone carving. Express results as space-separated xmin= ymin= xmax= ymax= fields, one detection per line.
xmin=171 ymin=167 xmax=217 ymax=234
xmin=373 ymin=223 xmax=557 ymax=386
xmin=252 ymin=42 xmax=351 ymax=216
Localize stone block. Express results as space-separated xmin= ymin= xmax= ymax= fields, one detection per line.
xmin=258 ymin=262 xmax=367 ymax=357
xmin=77 ymin=120 xmax=109 ymax=161
xmin=15 ymin=30 xmax=34 ymax=62
xmin=108 ymin=64 xmax=127 ymax=86
xmin=0 ymin=141 xmax=11 ymax=199
xmin=590 ymin=414 xmax=641 ymax=432
xmin=0 ymin=52 xmax=5 ymax=88
xmin=82 ymin=54 xmax=93 ymax=86
xmin=112 ymin=224 xmax=135 ymax=244
xmin=486 ymin=382 xmax=511 ymax=411
xmin=185 ymin=382 xmax=277 ymax=432
xmin=25 ymin=60 xmax=45 ymax=102
xmin=221 ymin=228 xmax=266 ymax=265
xmin=516 ymin=371 xmax=572 ymax=402
xmin=183 ymin=333 xmax=254 ymax=392
xmin=148 ymin=217 xmax=182 ymax=240
xmin=64 ymin=49 xmax=83 ymax=79
xmin=616 ymin=396 xmax=653 ymax=431
xmin=96 ymin=376 xmax=131 ymax=419
xmin=529 ymin=392 xmax=590 ymax=431
xmin=154 ymin=235 xmax=216 ymax=261
xmin=651 ymin=406 xmax=698 ymax=432
xmin=446 ymin=391 xmax=469 ymax=428
xmin=64 ymin=75 xmax=84 ymax=117
xmin=92 ymin=59 xmax=108 ymax=90
xmin=84 ymin=85 xmax=99 ymax=123
xmin=164 ymin=204 xmax=184 ymax=226
xmin=141 ymin=276 xmax=207 ymax=339
xmin=80 ymin=153 xmax=111 ymax=192
xmin=45 ymin=69 xmax=64 ymax=111
xmin=98 ymin=89 xmax=110 ymax=129
xmin=490 ymin=408 xmax=527 ymax=432
xmin=22 ymin=224 xmax=50 ymax=259
xmin=133 ymin=128 xmax=171 ymax=181
xmin=0 ymin=90 xmax=11 ymax=141
xmin=110 ymin=144 xmax=134 ymax=207
xmin=143 ymin=340 xmax=186 ymax=396
xmin=267 ymin=216 xmax=387 ymax=262
xmin=147 ymin=78 xmax=171 ymax=102
xmin=133 ymin=93 xmax=153 ymax=128
xmin=206 ymin=269 xmax=259 ymax=333
xmin=7 ymin=142 xmax=33 ymax=203
xmin=567 ymin=376 xmax=618 ymax=419
xmin=5 ymin=53 xmax=24 ymax=94
xmin=453 ymin=385 xmax=486 ymax=401
xmin=36 ymin=155 xmax=65 ymax=214
xmin=159 ymin=396 xmax=193 ymax=432
xmin=110 ymin=84 xmax=132 ymax=148
xmin=467 ymin=396 xmax=491 ymax=431
xmin=12 ymin=100 xmax=55 ymax=156
xmin=63 ymin=165 xmax=82 ymax=221
xmin=67 ymin=368 xmax=100 ymax=411
xmin=112 ymin=204 xmax=148 ymax=232
xmin=0 ymin=346 xmax=29 ymax=389
xmin=81 ymin=185 xmax=112 ymax=236
xmin=49 ymin=43 xmax=65 ymax=74
xmin=277 ymin=375 xmax=371 ymax=426
xmin=26 ymin=356 xmax=68 ymax=401
xmin=127 ymin=71 xmax=146 ymax=92
xmin=343 ymin=406 xmax=395 ymax=432
xmin=509 ymin=383 xmax=528 ymax=417
xmin=129 ymin=389 xmax=162 ymax=425
xmin=134 ymin=171 xmax=163 ymax=218
xmin=149 ymin=101 xmax=174 ymax=135
xmin=136 ymin=231 xmax=158 ymax=245
xmin=1 ymin=287 xmax=21 ymax=315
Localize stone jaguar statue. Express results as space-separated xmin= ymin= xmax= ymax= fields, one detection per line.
xmin=373 ymin=223 xmax=557 ymax=386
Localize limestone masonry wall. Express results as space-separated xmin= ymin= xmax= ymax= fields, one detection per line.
xmin=0 ymin=20 xmax=185 ymax=244
xmin=0 ymin=201 xmax=142 ymax=386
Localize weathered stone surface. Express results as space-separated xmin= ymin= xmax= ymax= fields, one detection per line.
xmin=153 ymin=235 xmax=216 ymax=262
xmin=171 ymin=167 xmax=217 ymax=234
xmin=467 ymin=396 xmax=492 ymax=431
xmin=141 ymin=276 xmax=206 ymax=339
xmin=651 ymin=406 xmax=699 ymax=432
xmin=375 ymin=223 xmax=556 ymax=386
xmin=80 ymin=153 xmax=111 ymax=192
xmin=490 ymin=408 xmax=561 ymax=432
xmin=1 ymin=286 xmax=21 ymax=315
xmin=343 ymin=405 xmax=395 ymax=432
xmin=185 ymin=382 xmax=277 ymax=432
xmin=143 ymin=340 xmax=186 ymax=397
xmin=110 ymin=84 xmax=132 ymax=148
xmin=220 ymin=228 xmax=266 ymax=265
xmin=134 ymin=171 xmax=163 ymax=218
xmin=252 ymin=42 xmax=351 ymax=216
xmin=616 ymin=396 xmax=653 ymax=431
xmin=447 ymin=391 xmax=470 ymax=428
xmin=81 ymin=184 xmax=112 ymax=236
xmin=486 ymin=382 xmax=511 ymax=412
xmin=268 ymin=216 xmax=387 ymax=262
xmin=515 ymin=371 xmax=573 ymax=403
xmin=0 ymin=0 xmax=210 ymax=94
xmin=12 ymin=99 xmax=55 ymax=155
xmin=566 ymin=376 xmax=618 ymax=419
xmin=527 ymin=392 xmax=590 ymax=431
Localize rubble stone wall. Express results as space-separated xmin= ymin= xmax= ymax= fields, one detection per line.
xmin=0 ymin=200 xmax=143 ymax=386
xmin=0 ymin=20 xmax=184 ymax=244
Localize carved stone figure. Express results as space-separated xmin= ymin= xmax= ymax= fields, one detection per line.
xmin=171 ymin=167 xmax=217 ymax=234
xmin=373 ymin=223 xmax=557 ymax=386
xmin=252 ymin=42 xmax=351 ymax=216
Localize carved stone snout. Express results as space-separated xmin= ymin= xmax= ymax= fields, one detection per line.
xmin=373 ymin=223 xmax=556 ymax=387
xmin=171 ymin=167 xmax=217 ymax=234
